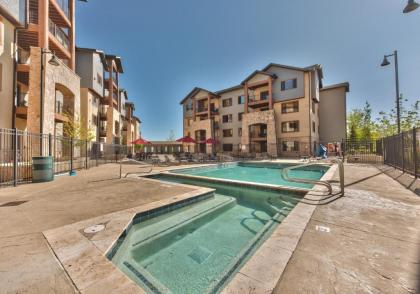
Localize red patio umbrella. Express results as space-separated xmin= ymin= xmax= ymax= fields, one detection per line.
xmin=205 ymin=138 xmax=217 ymax=144
xmin=130 ymin=138 xmax=151 ymax=145
xmin=176 ymin=136 xmax=196 ymax=143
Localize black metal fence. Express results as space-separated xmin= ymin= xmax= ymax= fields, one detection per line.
xmin=342 ymin=127 xmax=419 ymax=178
xmin=0 ymin=128 xmax=128 ymax=187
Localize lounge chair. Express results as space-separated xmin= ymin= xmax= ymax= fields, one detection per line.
xmin=119 ymin=158 xmax=153 ymax=178
xmin=166 ymin=154 xmax=181 ymax=165
xmin=157 ymin=154 xmax=169 ymax=166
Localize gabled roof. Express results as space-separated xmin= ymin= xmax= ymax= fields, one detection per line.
xmin=105 ymin=54 xmax=124 ymax=73
xmin=320 ymin=82 xmax=350 ymax=92
xmin=241 ymin=70 xmax=277 ymax=85
xmin=215 ymin=84 xmax=243 ymax=95
xmin=76 ymin=47 xmax=108 ymax=69
xmin=262 ymin=63 xmax=323 ymax=88
xmin=179 ymin=87 xmax=219 ymax=104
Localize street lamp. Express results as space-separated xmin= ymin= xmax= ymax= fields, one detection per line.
xmin=403 ymin=0 xmax=419 ymax=13
xmin=380 ymin=50 xmax=401 ymax=133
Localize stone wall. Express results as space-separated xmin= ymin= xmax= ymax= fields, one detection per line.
xmin=241 ymin=110 xmax=277 ymax=156
xmin=27 ymin=47 xmax=81 ymax=136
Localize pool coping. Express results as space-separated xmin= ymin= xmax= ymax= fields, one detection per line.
xmin=42 ymin=177 xmax=215 ymax=294
xmin=43 ymin=162 xmax=338 ymax=294
xmin=162 ymin=161 xmax=330 ymax=194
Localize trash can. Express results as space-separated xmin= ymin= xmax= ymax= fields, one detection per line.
xmin=32 ymin=156 xmax=54 ymax=183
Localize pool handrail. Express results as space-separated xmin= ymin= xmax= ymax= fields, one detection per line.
xmin=281 ymin=158 xmax=344 ymax=196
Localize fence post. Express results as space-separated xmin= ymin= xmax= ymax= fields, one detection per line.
xmin=70 ymin=137 xmax=74 ymax=175
xmin=48 ymin=133 xmax=52 ymax=156
xmin=413 ymin=127 xmax=417 ymax=179
xmin=13 ymin=128 xmax=18 ymax=187
xmin=85 ymin=140 xmax=88 ymax=169
xmin=401 ymin=133 xmax=405 ymax=173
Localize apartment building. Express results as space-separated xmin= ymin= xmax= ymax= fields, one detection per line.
xmin=181 ymin=63 xmax=349 ymax=157
xmin=14 ymin=0 xmax=80 ymax=136
xmin=76 ymin=47 xmax=106 ymax=141
xmin=0 ymin=0 xmax=25 ymax=129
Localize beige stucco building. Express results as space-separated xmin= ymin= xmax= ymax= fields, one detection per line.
xmin=0 ymin=0 xmax=25 ymax=129
xmin=181 ymin=63 xmax=349 ymax=157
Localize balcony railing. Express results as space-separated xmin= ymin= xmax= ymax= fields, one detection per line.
xmin=49 ymin=19 xmax=70 ymax=50
xmin=248 ymin=95 xmax=268 ymax=103
xmin=250 ymin=132 xmax=267 ymax=138
xmin=196 ymin=107 xmax=208 ymax=113
xmin=17 ymin=93 xmax=29 ymax=107
xmin=29 ymin=8 xmax=38 ymax=24
xmin=55 ymin=0 xmax=70 ymax=19
xmin=18 ymin=47 xmax=30 ymax=64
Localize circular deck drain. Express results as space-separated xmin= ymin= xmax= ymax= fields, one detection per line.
xmin=83 ymin=224 xmax=105 ymax=234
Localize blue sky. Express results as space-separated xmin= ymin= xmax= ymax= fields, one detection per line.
xmin=76 ymin=0 xmax=420 ymax=140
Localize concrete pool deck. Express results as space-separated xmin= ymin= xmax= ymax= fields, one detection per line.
xmin=0 ymin=163 xmax=419 ymax=293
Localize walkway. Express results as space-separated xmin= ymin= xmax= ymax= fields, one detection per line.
xmin=274 ymin=164 xmax=420 ymax=293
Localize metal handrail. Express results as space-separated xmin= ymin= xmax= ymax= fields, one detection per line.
xmin=281 ymin=158 xmax=345 ymax=196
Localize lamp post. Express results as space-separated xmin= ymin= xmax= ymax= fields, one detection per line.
xmin=380 ymin=50 xmax=401 ymax=134
xmin=40 ymin=49 xmax=60 ymax=154
xmin=403 ymin=0 xmax=419 ymax=13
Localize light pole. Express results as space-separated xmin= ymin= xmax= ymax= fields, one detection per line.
xmin=40 ymin=50 xmax=60 ymax=154
xmin=403 ymin=0 xmax=419 ymax=13
xmin=380 ymin=50 xmax=401 ymax=133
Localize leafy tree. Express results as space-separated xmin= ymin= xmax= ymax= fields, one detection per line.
xmin=63 ymin=112 xmax=95 ymax=142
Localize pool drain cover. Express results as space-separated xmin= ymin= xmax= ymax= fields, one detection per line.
xmin=188 ymin=246 xmax=212 ymax=264
xmin=83 ymin=224 xmax=105 ymax=234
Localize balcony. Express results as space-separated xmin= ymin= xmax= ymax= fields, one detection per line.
xmin=99 ymin=125 xmax=107 ymax=137
xmin=248 ymin=95 xmax=269 ymax=108
xmin=99 ymin=106 xmax=107 ymax=120
xmin=16 ymin=94 xmax=29 ymax=119
xmin=49 ymin=19 xmax=70 ymax=51
xmin=54 ymin=0 xmax=70 ymax=19
xmin=54 ymin=100 xmax=69 ymax=122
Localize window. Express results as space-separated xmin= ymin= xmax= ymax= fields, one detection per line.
xmin=260 ymin=91 xmax=269 ymax=100
xmin=238 ymin=95 xmax=245 ymax=104
xmin=282 ymin=121 xmax=299 ymax=133
xmin=238 ymin=128 xmax=242 ymax=137
xmin=238 ymin=112 xmax=244 ymax=121
xmin=282 ymin=101 xmax=299 ymax=113
xmin=222 ymin=114 xmax=232 ymax=123
xmin=222 ymin=98 xmax=232 ymax=107
xmin=223 ymin=129 xmax=233 ymax=137
xmin=282 ymin=141 xmax=299 ymax=152
xmin=281 ymin=78 xmax=297 ymax=91
xmin=0 ymin=18 xmax=4 ymax=49
xmin=97 ymin=73 xmax=103 ymax=86
xmin=223 ymin=144 xmax=233 ymax=152
xmin=185 ymin=101 xmax=193 ymax=111
xmin=312 ymin=121 xmax=316 ymax=133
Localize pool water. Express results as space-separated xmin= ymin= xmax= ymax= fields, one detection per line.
xmin=110 ymin=176 xmax=304 ymax=294
xmin=172 ymin=162 xmax=329 ymax=188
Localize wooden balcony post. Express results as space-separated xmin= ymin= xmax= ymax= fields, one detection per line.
xmin=69 ymin=0 xmax=75 ymax=70
xmin=207 ymin=94 xmax=211 ymax=118
xmin=269 ymin=77 xmax=273 ymax=110
xmin=38 ymin=0 xmax=49 ymax=49
xmin=244 ymin=83 xmax=249 ymax=114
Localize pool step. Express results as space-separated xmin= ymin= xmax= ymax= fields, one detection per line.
xmin=128 ymin=195 xmax=236 ymax=254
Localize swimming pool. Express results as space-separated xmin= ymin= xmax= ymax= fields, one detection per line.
xmin=108 ymin=175 xmax=305 ymax=294
xmin=171 ymin=162 xmax=329 ymax=189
